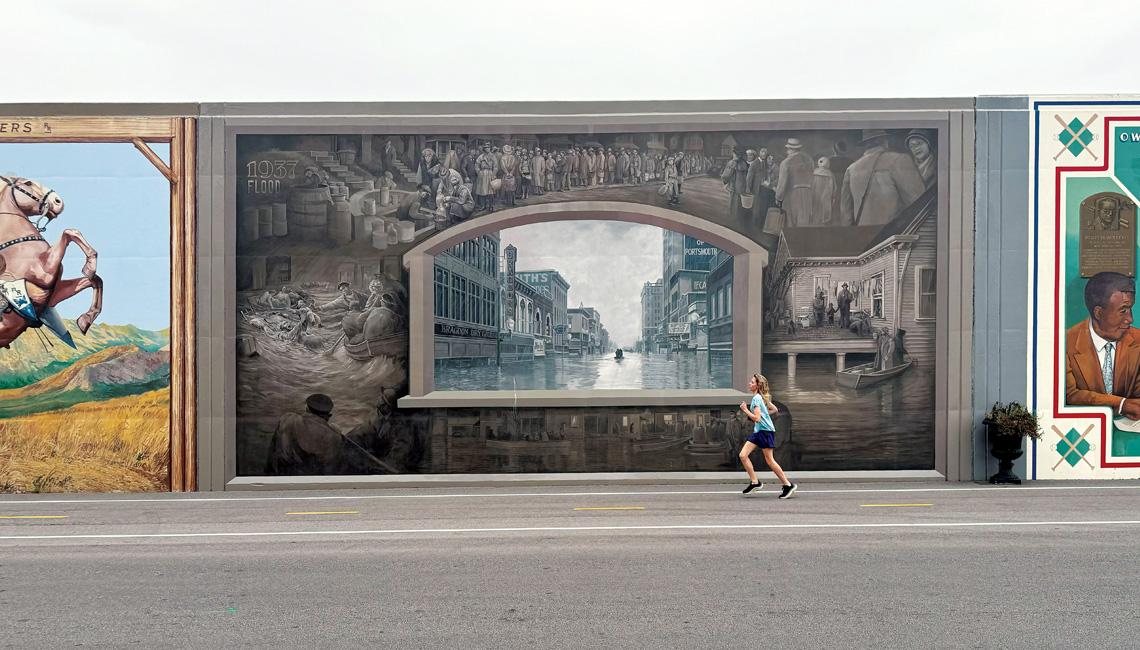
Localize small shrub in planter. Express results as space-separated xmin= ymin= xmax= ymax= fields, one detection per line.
xmin=983 ymin=402 xmax=1042 ymax=484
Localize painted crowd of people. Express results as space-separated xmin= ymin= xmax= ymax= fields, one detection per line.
xmin=718 ymin=129 xmax=938 ymax=232
xmin=410 ymin=142 xmax=716 ymax=220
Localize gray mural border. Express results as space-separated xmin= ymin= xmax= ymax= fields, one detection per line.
xmin=973 ymin=96 xmax=1031 ymax=481
xmin=195 ymin=99 xmax=976 ymax=490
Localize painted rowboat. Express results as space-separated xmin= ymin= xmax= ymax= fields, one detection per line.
xmin=343 ymin=332 xmax=408 ymax=360
xmin=836 ymin=357 xmax=914 ymax=390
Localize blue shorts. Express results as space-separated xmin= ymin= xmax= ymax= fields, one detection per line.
xmin=746 ymin=429 xmax=776 ymax=448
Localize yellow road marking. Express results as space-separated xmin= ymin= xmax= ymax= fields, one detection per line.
xmin=0 ymin=515 xmax=68 ymax=519
xmin=860 ymin=503 xmax=933 ymax=508
xmin=573 ymin=506 xmax=645 ymax=511
xmin=285 ymin=511 xmax=360 ymax=516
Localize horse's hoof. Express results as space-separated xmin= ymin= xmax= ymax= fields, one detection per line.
xmin=77 ymin=315 xmax=93 ymax=334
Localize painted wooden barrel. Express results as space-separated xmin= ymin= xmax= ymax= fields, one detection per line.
xmin=257 ymin=206 xmax=273 ymax=237
xmin=271 ymin=202 xmax=288 ymax=237
xmin=287 ymin=187 xmax=331 ymax=229
xmin=241 ymin=206 xmax=259 ymax=243
xmin=338 ymin=150 xmax=356 ymax=166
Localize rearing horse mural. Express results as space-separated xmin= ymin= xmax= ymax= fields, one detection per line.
xmin=0 ymin=175 xmax=102 ymax=350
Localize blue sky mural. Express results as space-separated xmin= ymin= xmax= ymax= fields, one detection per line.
xmin=2 ymin=142 xmax=171 ymax=331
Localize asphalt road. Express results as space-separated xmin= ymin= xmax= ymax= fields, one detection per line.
xmin=1 ymin=481 xmax=1138 ymax=648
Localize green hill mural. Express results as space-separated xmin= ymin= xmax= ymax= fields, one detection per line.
xmin=0 ymin=322 xmax=169 ymax=389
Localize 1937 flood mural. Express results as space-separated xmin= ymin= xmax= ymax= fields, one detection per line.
xmin=235 ymin=127 xmax=938 ymax=475
xmin=0 ymin=136 xmax=176 ymax=492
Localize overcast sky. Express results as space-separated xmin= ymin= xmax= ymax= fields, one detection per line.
xmin=2 ymin=0 xmax=1135 ymax=102
xmin=502 ymin=222 xmax=663 ymax=348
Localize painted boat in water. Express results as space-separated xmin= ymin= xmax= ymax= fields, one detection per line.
xmin=343 ymin=332 xmax=408 ymax=360
xmin=836 ymin=357 xmax=914 ymax=389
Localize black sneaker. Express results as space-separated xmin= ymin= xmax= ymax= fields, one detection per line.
xmin=742 ymin=482 xmax=762 ymax=494
xmin=778 ymin=483 xmax=798 ymax=499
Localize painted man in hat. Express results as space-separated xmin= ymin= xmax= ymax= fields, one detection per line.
xmin=776 ymin=137 xmax=816 ymax=227
xmin=720 ymin=148 xmax=750 ymax=224
xmin=840 ymin=129 xmax=926 ymax=227
xmin=474 ymin=143 xmax=498 ymax=212
xmin=266 ymin=393 xmax=344 ymax=475
xmin=836 ymin=281 xmax=854 ymax=329
xmin=498 ymin=144 xmax=519 ymax=207
xmin=530 ymin=146 xmax=546 ymax=195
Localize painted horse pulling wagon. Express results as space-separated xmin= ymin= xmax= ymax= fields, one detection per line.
xmin=0 ymin=175 xmax=102 ymax=350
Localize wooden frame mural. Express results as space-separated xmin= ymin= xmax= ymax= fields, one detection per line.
xmin=0 ymin=116 xmax=196 ymax=492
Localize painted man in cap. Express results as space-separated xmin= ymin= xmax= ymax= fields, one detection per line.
xmin=319 ymin=281 xmax=367 ymax=315
xmin=840 ymin=129 xmax=925 ymax=227
xmin=266 ymin=393 xmax=344 ymax=475
xmin=776 ymin=137 xmax=816 ymax=227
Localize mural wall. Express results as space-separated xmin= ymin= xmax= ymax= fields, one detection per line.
xmin=234 ymin=127 xmax=939 ymax=476
xmin=0 ymin=117 xmax=189 ymax=492
xmin=1031 ymin=99 xmax=1140 ymax=479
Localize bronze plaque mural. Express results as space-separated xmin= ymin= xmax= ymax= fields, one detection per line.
xmin=1080 ymin=192 xmax=1136 ymax=278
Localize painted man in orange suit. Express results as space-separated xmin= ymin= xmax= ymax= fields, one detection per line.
xmin=1066 ymin=271 xmax=1140 ymax=419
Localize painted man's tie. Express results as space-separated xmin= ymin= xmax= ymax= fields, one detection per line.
xmin=1104 ymin=342 xmax=1115 ymax=394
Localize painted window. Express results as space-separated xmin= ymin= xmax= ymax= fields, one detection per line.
xmin=916 ymin=266 xmax=936 ymax=320
xmin=871 ymin=273 xmax=884 ymax=319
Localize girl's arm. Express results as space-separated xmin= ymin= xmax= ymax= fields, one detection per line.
xmin=740 ymin=402 xmax=759 ymax=422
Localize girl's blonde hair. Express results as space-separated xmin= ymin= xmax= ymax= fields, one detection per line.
xmin=752 ymin=373 xmax=775 ymax=411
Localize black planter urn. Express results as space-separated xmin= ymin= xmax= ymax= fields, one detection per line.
xmin=986 ymin=423 xmax=1024 ymax=485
